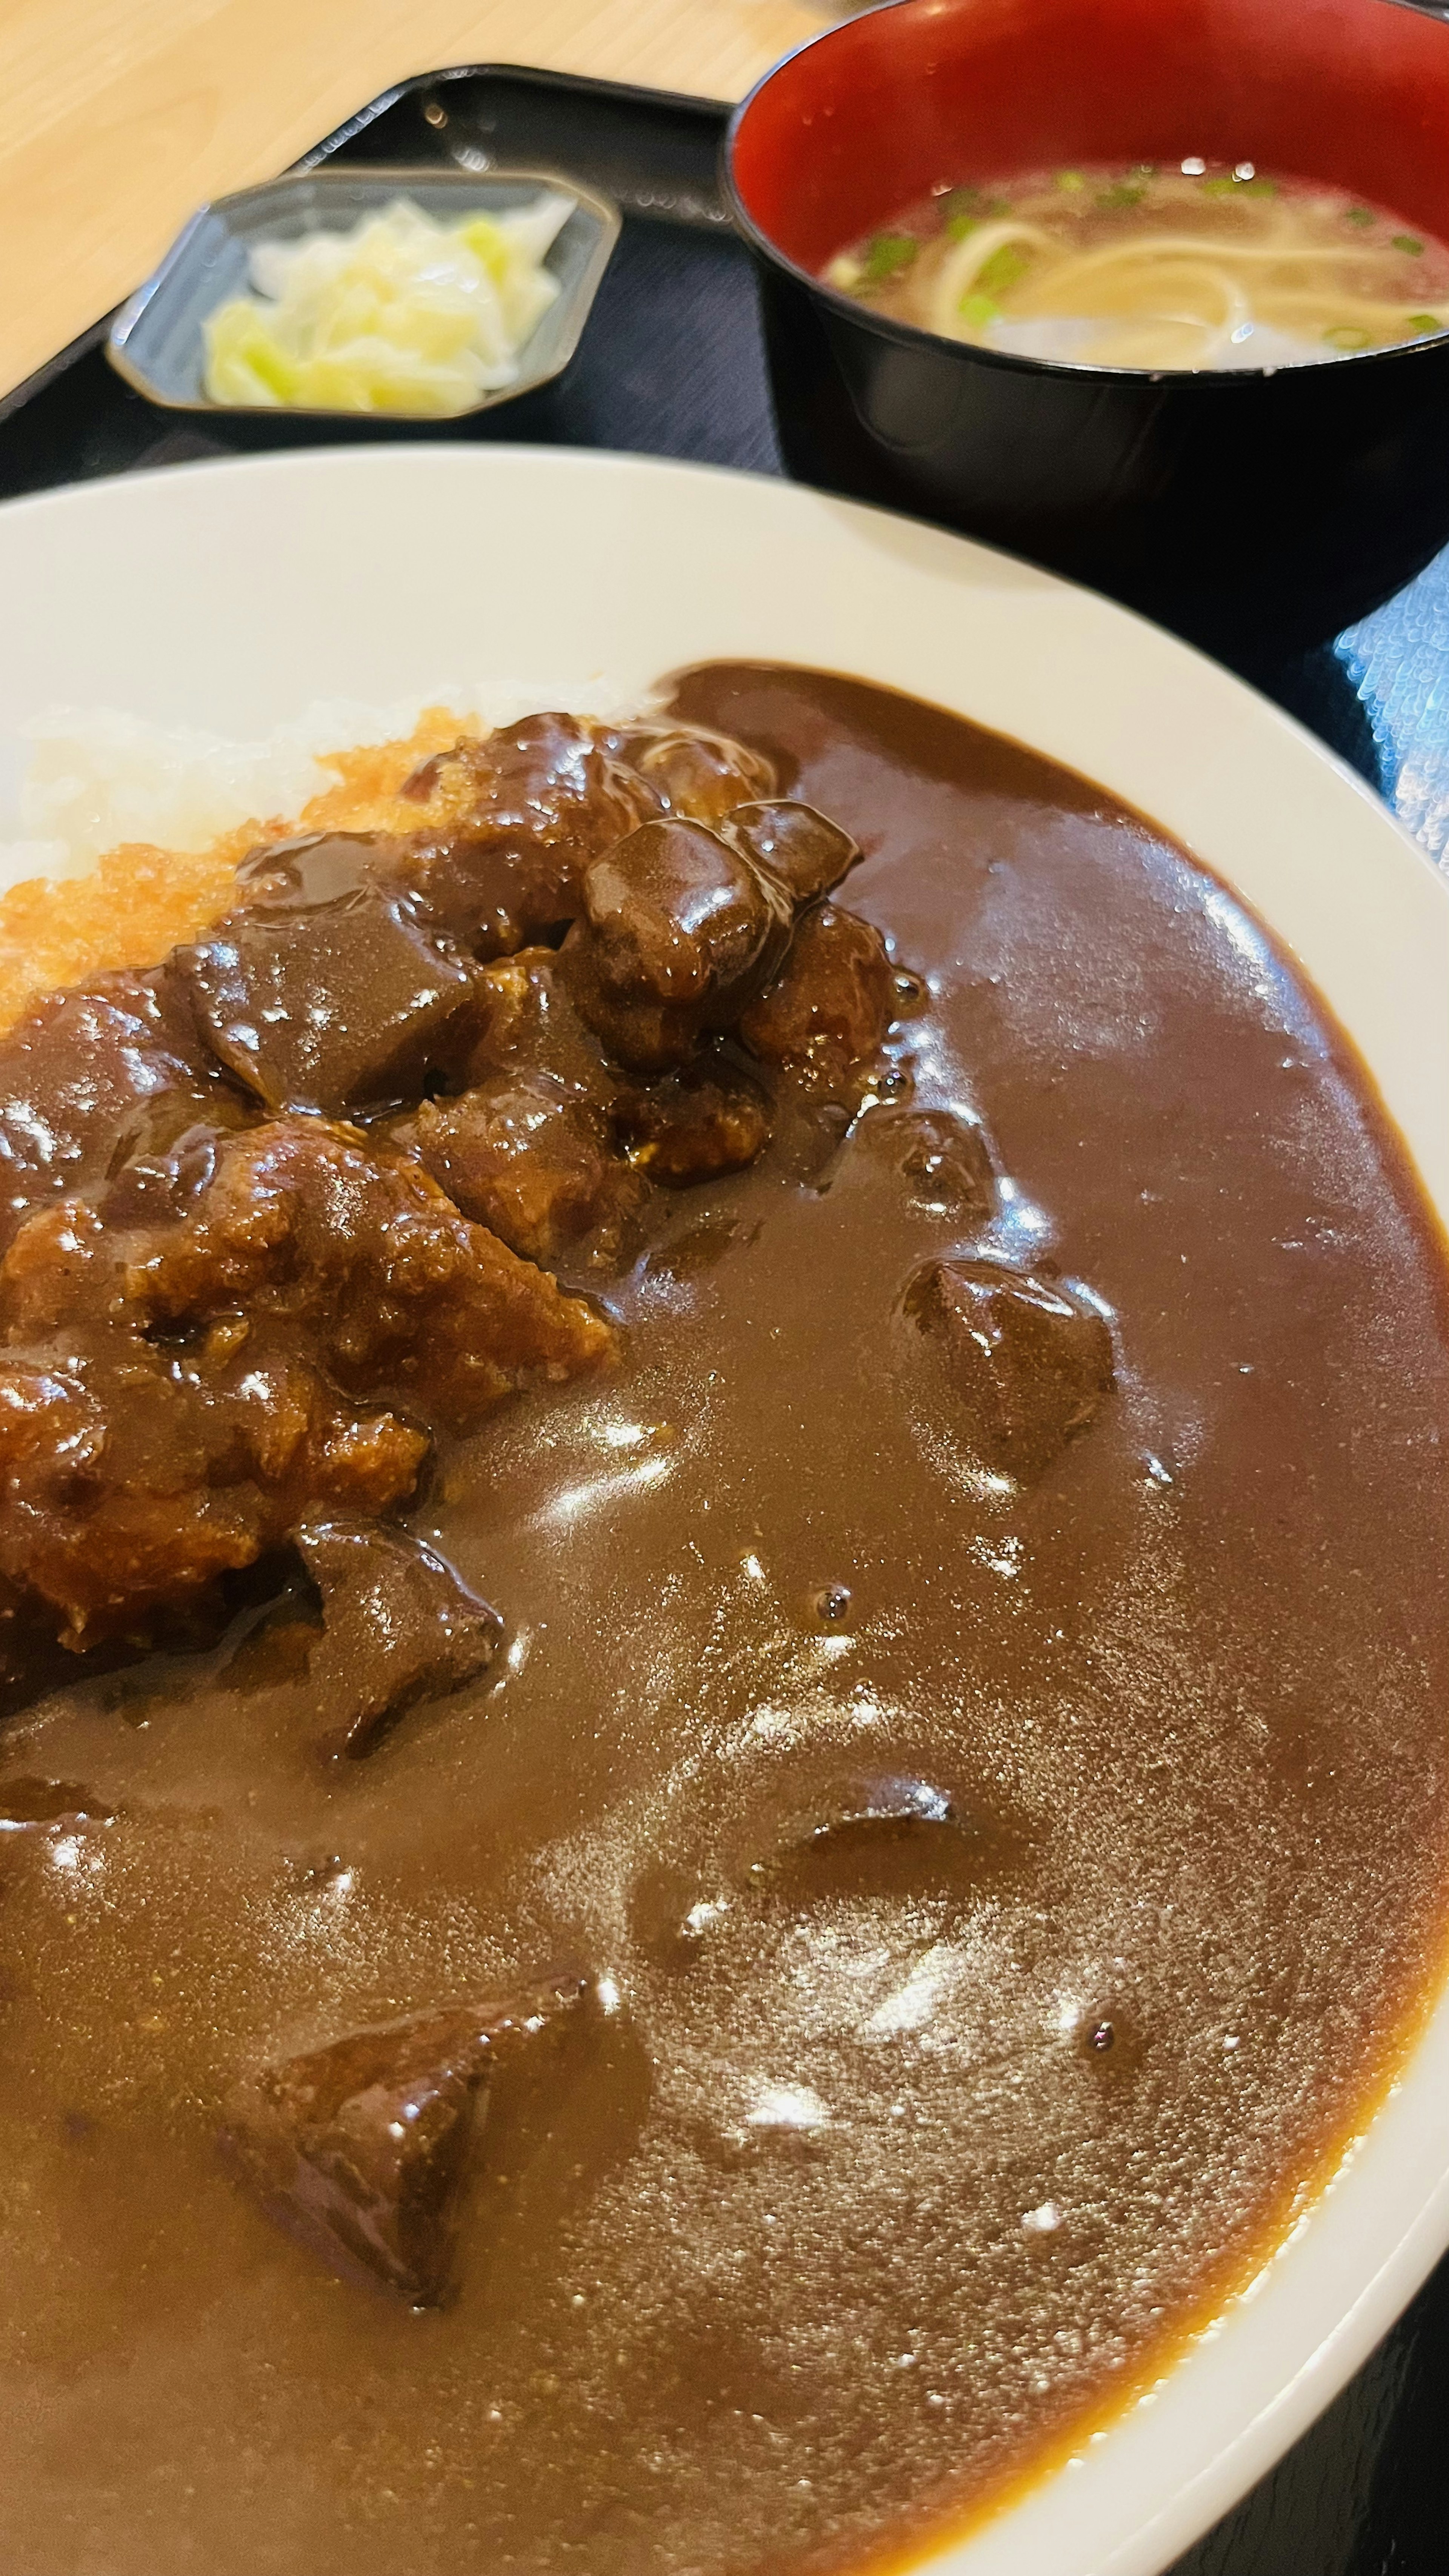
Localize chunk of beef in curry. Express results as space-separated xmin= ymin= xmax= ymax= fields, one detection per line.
xmin=395 ymin=712 xmax=661 ymax=956
xmin=391 ymin=949 xmax=646 ymax=1271
xmin=0 ymin=1116 xmax=610 ymax=1650
xmin=0 ymin=967 xmax=244 ymax=1260
xmin=0 ymin=711 xmax=903 ymax=1680
xmin=220 ymin=1970 xmax=590 ymax=2304
xmin=392 ymin=706 xmax=789 ymax=961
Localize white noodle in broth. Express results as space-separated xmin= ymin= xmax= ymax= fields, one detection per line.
xmin=823 ymin=163 xmax=1449 ymax=372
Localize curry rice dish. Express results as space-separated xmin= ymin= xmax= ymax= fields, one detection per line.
xmin=0 ymin=664 xmax=1446 ymax=2576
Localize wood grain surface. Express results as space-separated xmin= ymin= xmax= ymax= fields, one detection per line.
xmin=0 ymin=0 xmax=827 ymax=404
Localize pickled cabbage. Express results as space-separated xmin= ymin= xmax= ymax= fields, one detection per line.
xmin=202 ymin=194 xmax=573 ymax=415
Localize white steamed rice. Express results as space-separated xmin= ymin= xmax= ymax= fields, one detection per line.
xmin=0 ymin=678 xmax=622 ymax=895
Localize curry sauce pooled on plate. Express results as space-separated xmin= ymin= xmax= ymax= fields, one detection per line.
xmin=0 ymin=666 xmax=1447 ymax=2576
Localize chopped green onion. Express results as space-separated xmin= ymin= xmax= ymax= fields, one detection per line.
xmin=1055 ymin=169 xmax=1086 ymax=192
xmin=1097 ymin=181 xmax=1146 ymax=209
xmin=1345 ymin=207 xmax=1376 ymax=229
xmin=940 ymin=187 xmax=1007 ymax=241
xmin=958 ymin=291 xmax=1000 ymax=328
xmin=1393 ymin=233 xmax=1424 ymax=256
xmin=1130 ymin=162 xmax=1158 ymax=178
xmin=1201 ymin=171 xmax=1277 ymax=198
xmin=1323 ymin=323 xmax=1373 ymax=349
xmin=974 ymin=243 xmax=1033 ymax=298
xmin=861 ymin=232 xmax=918 ymax=285
xmin=1409 ymin=312 xmax=1443 ymax=335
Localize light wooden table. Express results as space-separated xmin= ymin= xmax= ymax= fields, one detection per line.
xmin=0 ymin=0 xmax=828 ymax=405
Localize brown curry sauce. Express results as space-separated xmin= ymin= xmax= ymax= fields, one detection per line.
xmin=0 ymin=664 xmax=1446 ymax=2576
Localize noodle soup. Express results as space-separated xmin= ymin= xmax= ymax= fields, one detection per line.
xmin=824 ymin=163 xmax=1449 ymax=371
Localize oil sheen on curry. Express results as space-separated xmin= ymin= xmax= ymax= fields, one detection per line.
xmin=0 ymin=664 xmax=1446 ymax=2576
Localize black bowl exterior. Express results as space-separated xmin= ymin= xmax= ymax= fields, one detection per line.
xmin=749 ymin=257 xmax=1449 ymax=661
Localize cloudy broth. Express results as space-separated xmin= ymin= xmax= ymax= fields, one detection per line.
xmin=824 ymin=162 xmax=1449 ymax=371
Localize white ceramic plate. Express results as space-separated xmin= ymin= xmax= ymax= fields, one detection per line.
xmin=0 ymin=445 xmax=1445 ymax=2576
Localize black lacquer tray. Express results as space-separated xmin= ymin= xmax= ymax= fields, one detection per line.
xmin=0 ymin=62 xmax=1445 ymax=2576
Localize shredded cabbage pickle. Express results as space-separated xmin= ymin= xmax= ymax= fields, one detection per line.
xmin=203 ymin=194 xmax=573 ymax=415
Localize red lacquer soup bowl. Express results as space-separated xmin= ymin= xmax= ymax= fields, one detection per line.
xmin=726 ymin=0 xmax=1449 ymax=660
